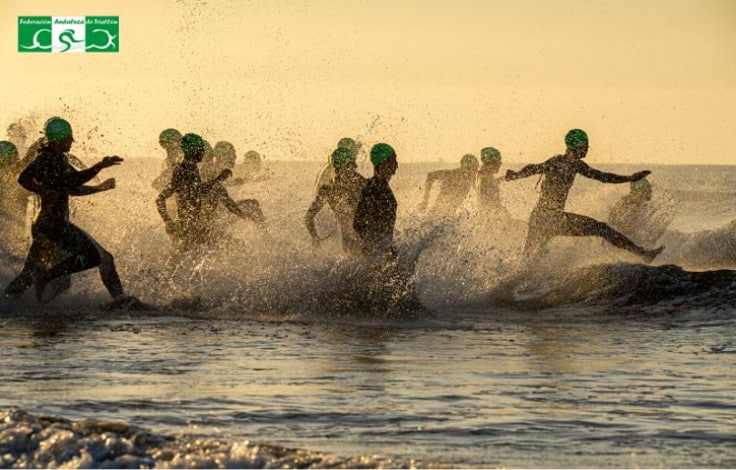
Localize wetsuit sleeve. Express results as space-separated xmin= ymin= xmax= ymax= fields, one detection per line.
xmin=17 ymin=161 xmax=44 ymax=193
xmin=201 ymin=172 xmax=230 ymax=194
xmin=421 ymin=170 xmax=444 ymax=205
xmin=304 ymin=186 xmax=328 ymax=239
xmin=156 ymin=168 xmax=182 ymax=223
xmin=577 ymin=161 xmax=632 ymax=183
xmin=68 ymin=185 xmax=106 ymax=196
xmin=216 ymin=185 xmax=247 ymax=218
xmin=507 ymin=162 xmax=547 ymax=180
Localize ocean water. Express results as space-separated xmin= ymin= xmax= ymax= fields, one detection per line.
xmin=1 ymin=159 xmax=735 ymax=468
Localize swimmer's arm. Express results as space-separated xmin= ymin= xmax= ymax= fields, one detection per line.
xmin=201 ymin=169 xmax=232 ymax=194
xmin=420 ymin=171 xmax=443 ymax=208
xmin=579 ymin=163 xmax=651 ymax=184
xmin=505 ymin=163 xmax=545 ymax=181
xmin=156 ymin=185 xmax=176 ymax=224
xmin=69 ymin=178 xmax=116 ymax=196
xmin=17 ymin=172 xmax=44 ymax=193
xmin=17 ymin=163 xmax=50 ymax=194
xmin=67 ymin=156 xmax=123 ymax=189
xmin=304 ymin=187 xmax=328 ymax=240
xmin=217 ymin=189 xmax=246 ymax=219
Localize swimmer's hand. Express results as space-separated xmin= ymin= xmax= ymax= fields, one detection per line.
xmin=631 ymin=170 xmax=651 ymax=181
xmin=98 ymin=178 xmax=116 ymax=191
xmin=98 ymin=156 xmax=124 ymax=169
xmin=504 ymin=169 xmax=517 ymax=181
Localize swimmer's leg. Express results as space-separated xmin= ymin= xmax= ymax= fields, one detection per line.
xmin=237 ymin=199 xmax=266 ymax=224
xmin=3 ymin=238 xmax=51 ymax=299
xmin=560 ymin=212 xmax=663 ymax=262
xmin=35 ymin=225 xmax=124 ymax=300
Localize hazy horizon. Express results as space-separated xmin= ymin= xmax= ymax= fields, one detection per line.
xmin=2 ymin=0 xmax=735 ymax=165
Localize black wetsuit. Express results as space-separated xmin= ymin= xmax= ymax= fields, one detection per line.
xmin=477 ymin=164 xmax=508 ymax=218
xmin=305 ymin=169 xmax=367 ymax=256
xmin=508 ymin=155 xmax=652 ymax=259
xmin=353 ymin=176 xmax=397 ymax=257
xmin=157 ymin=160 xmax=232 ymax=250
xmin=199 ymin=179 xmax=265 ymax=243
xmin=423 ymin=168 xmax=475 ymax=217
xmin=4 ymin=148 xmax=123 ymax=299
xmin=0 ymin=161 xmax=30 ymax=257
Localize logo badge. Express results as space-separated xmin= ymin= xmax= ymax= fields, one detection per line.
xmin=18 ymin=16 xmax=119 ymax=53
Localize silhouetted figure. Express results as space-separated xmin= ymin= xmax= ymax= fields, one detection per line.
xmin=0 ymin=141 xmax=30 ymax=257
xmin=241 ymin=150 xmax=271 ymax=183
xmin=354 ymin=143 xmax=399 ymax=258
xmin=505 ymin=129 xmax=664 ymax=262
xmin=609 ymin=177 xmax=673 ymax=247
xmin=305 ymin=147 xmax=367 ymax=256
xmin=153 ymin=128 xmax=183 ymax=192
xmin=419 ymin=154 xmax=479 ymax=218
xmin=314 ymin=137 xmax=362 ymax=194
xmin=156 ymin=133 xmax=232 ymax=251
xmin=199 ymin=140 xmax=266 ymax=243
xmin=476 ymin=147 xmax=510 ymax=219
xmin=3 ymin=118 xmax=132 ymax=304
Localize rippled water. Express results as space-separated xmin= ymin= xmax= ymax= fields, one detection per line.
xmin=1 ymin=307 xmax=734 ymax=468
xmin=2 ymin=161 xmax=736 ymax=467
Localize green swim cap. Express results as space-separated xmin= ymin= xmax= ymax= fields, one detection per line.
xmin=44 ymin=117 xmax=73 ymax=143
xmin=461 ymin=153 xmax=479 ymax=170
xmin=180 ymin=133 xmax=205 ymax=156
xmin=480 ymin=147 xmax=501 ymax=164
xmin=565 ymin=129 xmax=588 ymax=149
xmin=0 ymin=141 xmax=19 ymax=165
xmin=331 ymin=147 xmax=354 ymax=169
xmin=370 ymin=143 xmax=396 ymax=166
xmin=159 ymin=128 xmax=181 ymax=147
xmin=631 ymin=178 xmax=651 ymax=192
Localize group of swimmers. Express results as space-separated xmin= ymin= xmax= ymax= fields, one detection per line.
xmin=0 ymin=116 xmax=664 ymax=307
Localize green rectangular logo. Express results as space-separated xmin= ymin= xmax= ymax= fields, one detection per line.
xmin=18 ymin=16 xmax=119 ymax=53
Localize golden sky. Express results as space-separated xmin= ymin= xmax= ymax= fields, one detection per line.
xmin=2 ymin=0 xmax=735 ymax=164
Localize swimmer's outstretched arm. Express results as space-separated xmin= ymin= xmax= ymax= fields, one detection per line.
xmin=578 ymin=162 xmax=650 ymax=184
xmin=304 ymin=186 xmax=329 ymax=241
xmin=419 ymin=170 xmax=444 ymax=210
xmin=505 ymin=162 xmax=546 ymax=181
xmin=69 ymin=178 xmax=116 ymax=196
xmin=156 ymin=184 xmax=176 ymax=224
xmin=65 ymin=156 xmax=123 ymax=189
xmin=200 ymin=169 xmax=232 ymax=194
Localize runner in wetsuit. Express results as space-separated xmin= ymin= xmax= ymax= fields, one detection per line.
xmin=156 ymin=133 xmax=232 ymax=251
xmin=353 ymin=143 xmax=399 ymax=258
xmin=305 ymin=147 xmax=367 ymax=256
xmin=609 ymin=177 xmax=653 ymax=233
xmin=152 ymin=128 xmax=183 ymax=192
xmin=476 ymin=147 xmax=510 ymax=219
xmin=505 ymin=129 xmax=664 ymax=262
xmin=419 ymin=153 xmax=479 ymax=218
xmin=0 ymin=141 xmax=30 ymax=257
xmin=198 ymin=140 xmax=266 ymax=243
xmin=3 ymin=117 xmax=131 ymax=303
xmin=314 ymin=137 xmax=363 ymax=191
